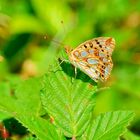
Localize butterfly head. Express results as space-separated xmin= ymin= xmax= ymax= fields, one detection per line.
xmin=105 ymin=37 xmax=115 ymax=45
xmin=65 ymin=46 xmax=73 ymax=54
xmin=101 ymin=37 xmax=115 ymax=50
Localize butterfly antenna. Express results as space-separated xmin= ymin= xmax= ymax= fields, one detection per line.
xmin=44 ymin=35 xmax=69 ymax=71
xmin=44 ymin=21 xmax=71 ymax=71
xmin=61 ymin=20 xmax=66 ymax=36
xmin=60 ymin=20 xmax=70 ymax=51
xmin=44 ymin=34 xmax=66 ymax=47
xmin=44 ymin=20 xmax=67 ymax=47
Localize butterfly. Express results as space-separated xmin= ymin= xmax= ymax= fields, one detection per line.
xmin=65 ymin=37 xmax=115 ymax=82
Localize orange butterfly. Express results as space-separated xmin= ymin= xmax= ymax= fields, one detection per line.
xmin=66 ymin=37 xmax=115 ymax=82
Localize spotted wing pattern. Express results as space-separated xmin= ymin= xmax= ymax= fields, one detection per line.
xmin=67 ymin=37 xmax=115 ymax=82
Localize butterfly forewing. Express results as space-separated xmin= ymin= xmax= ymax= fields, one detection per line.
xmin=67 ymin=37 xmax=115 ymax=82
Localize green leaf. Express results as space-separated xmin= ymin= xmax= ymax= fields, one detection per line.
xmin=0 ymin=111 xmax=9 ymax=121
xmin=122 ymin=130 xmax=140 ymax=140
xmin=18 ymin=116 xmax=61 ymax=140
xmin=41 ymin=61 xmax=97 ymax=138
xmin=80 ymin=111 xmax=134 ymax=140
xmin=0 ymin=78 xmax=63 ymax=140
xmin=21 ymin=135 xmax=38 ymax=140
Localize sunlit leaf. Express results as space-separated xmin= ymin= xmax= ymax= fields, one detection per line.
xmin=41 ymin=61 xmax=97 ymax=137
xmin=0 ymin=79 xmax=63 ymax=140
xmin=80 ymin=111 xmax=134 ymax=140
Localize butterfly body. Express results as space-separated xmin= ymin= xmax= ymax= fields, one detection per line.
xmin=66 ymin=37 xmax=115 ymax=82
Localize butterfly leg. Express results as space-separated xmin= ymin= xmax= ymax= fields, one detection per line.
xmin=58 ymin=58 xmax=69 ymax=65
xmin=71 ymin=66 xmax=77 ymax=83
xmin=48 ymin=58 xmax=69 ymax=72
xmin=74 ymin=67 xmax=77 ymax=79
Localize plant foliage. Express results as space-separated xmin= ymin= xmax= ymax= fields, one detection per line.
xmin=0 ymin=60 xmax=136 ymax=140
xmin=41 ymin=61 xmax=97 ymax=138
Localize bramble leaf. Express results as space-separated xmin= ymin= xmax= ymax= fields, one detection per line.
xmin=80 ymin=111 xmax=134 ymax=140
xmin=41 ymin=61 xmax=97 ymax=137
xmin=122 ymin=130 xmax=140 ymax=140
xmin=0 ymin=79 xmax=63 ymax=140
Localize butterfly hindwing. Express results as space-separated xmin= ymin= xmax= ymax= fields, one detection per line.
xmin=67 ymin=37 xmax=115 ymax=82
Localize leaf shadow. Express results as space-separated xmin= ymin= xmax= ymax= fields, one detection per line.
xmin=59 ymin=60 xmax=97 ymax=86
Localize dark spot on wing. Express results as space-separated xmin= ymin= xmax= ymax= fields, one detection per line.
xmin=101 ymin=69 xmax=104 ymax=72
xmin=89 ymin=42 xmax=93 ymax=48
xmin=84 ymin=44 xmax=87 ymax=48
xmin=99 ymin=45 xmax=102 ymax=48
xmin=95 ymin=39 xmax=100 ymax=44
xmin=99 ymin=57 xmax=103 ymax=61
xmin=95 ymin=52 xmax=99 ymax=56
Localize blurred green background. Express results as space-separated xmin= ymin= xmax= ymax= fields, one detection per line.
xmin=0 ymin=0 xmax=140 ymax=139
